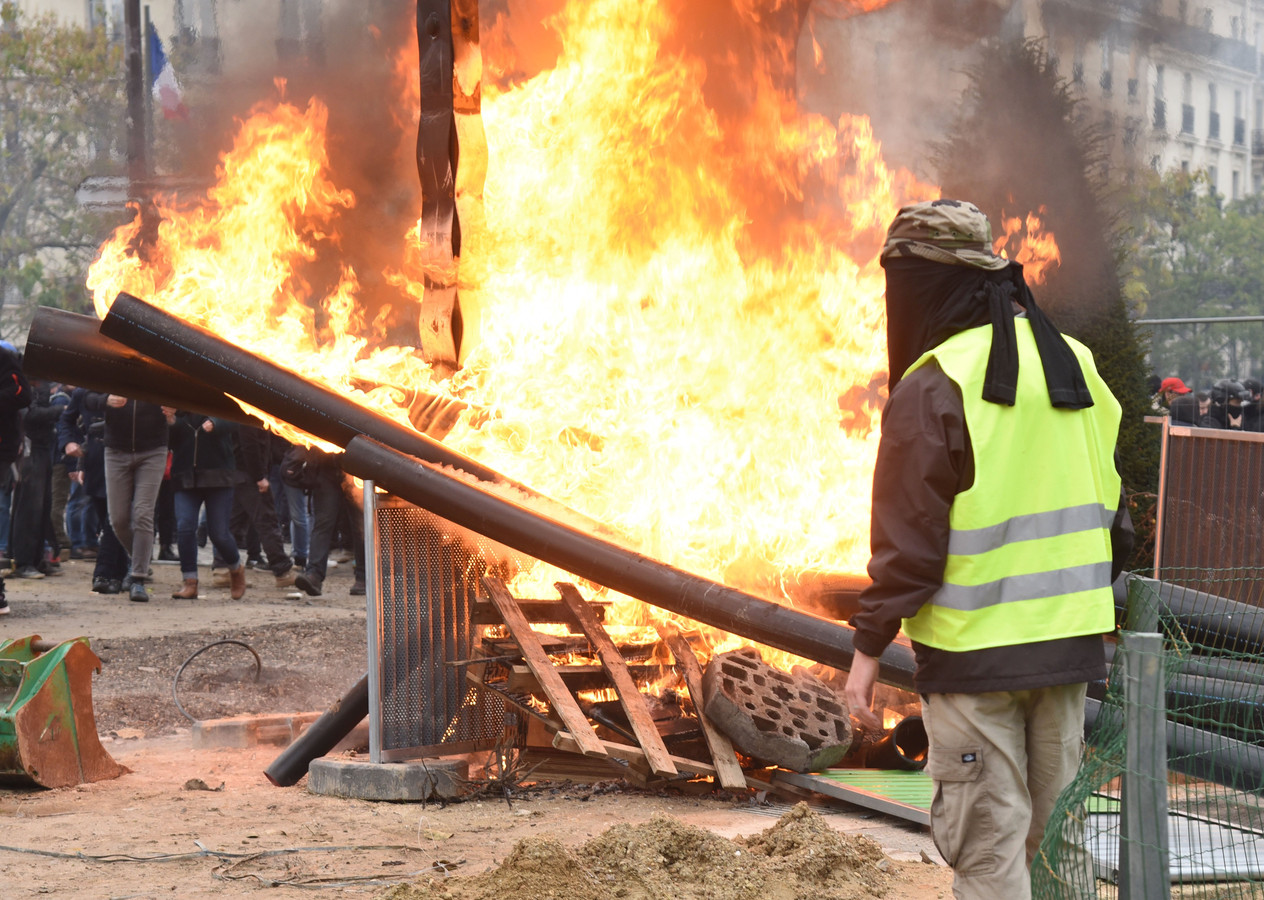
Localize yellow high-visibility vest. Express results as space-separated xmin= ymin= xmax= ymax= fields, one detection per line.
xmin=900 ymin=320 xmax=1121 ymax=651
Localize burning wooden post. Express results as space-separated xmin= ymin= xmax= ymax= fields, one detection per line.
xmin=414 ymin=0 xmax=486 ymax=371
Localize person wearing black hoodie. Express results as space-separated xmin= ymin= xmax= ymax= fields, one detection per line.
xmin=842 ymin=200 xmax=1133 ymax=900
xmin=82 ymin=393 xmax=169 ymax=602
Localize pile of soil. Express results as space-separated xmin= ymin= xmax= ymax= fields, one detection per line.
xmin=383 ymin=802 xmax=891 ymax=900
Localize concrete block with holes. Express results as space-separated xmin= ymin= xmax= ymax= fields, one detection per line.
xmin=701 ymin=647 xmax=854 ymax=772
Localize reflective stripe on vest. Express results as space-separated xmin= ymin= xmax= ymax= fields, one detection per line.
xmin=899 ymin=320 xmax=1121 ymax=652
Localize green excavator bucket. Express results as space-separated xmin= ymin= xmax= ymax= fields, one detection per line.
xmin=0 ymin=635 xmax=128 ymax=788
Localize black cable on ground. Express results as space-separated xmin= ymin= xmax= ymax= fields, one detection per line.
xmin=172 ymin=639 xmax=263 ymax=723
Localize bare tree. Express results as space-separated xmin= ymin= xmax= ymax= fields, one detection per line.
xmin=0 ymin=3 xmax=127 ymax=340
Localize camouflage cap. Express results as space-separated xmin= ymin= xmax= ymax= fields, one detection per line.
xmin=880 ymin=198 xmax=1010 ymax=271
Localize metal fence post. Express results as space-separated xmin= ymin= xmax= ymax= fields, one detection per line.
xmin=363 ymin=479 xmax=381 ymax=763
xmin=1117 ymin=631 xmax=1170 ymax=899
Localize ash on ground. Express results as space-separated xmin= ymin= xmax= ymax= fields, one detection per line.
xmin=383 ymin=801 xmax=891 ymax=900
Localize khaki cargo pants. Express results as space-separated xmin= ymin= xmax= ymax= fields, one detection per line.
xmin=922 ymin=683 xmax=1093 ymax=900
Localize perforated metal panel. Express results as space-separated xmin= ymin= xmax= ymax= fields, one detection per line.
xmin=365 ymin=488 xmax=507 ymax=762
xmin=1156 ymin=423 xmax=1264 ymax=607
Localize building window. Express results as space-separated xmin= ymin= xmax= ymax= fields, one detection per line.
xmin=1209 ymin=83 xmax=1219 ymax=139
xmin=1100 ymin=38 xmax=1112 ymax=95
xmin=1204 ymin=8 xmax=1213 ymax=32
xmin=1178 ymin=0 xmax=1187 ymax=24
xmin=1233 ymin=171 xmax=1241 ymax=200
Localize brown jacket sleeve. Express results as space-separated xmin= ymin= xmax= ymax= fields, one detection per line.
xmin=849 ymin=362 xmax=967 ymax=659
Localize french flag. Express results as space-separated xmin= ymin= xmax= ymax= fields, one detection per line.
xmin=148 ymin=23 xmax=188 ymax=121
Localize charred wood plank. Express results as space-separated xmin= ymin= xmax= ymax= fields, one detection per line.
xmin=551 ymin=732 xmax=717 ymax=779
xmin=471 ymin=598 xmax=608 ymax=627
xmin=505 ymin=664 xmax=660 ymax=695
xmin=556 ymin=583 xmax=677 ymax=777
xmin=482 ymin=577 xmax=606 ymax=759
xmin=655 ymin=623 xmax=746 ymax=791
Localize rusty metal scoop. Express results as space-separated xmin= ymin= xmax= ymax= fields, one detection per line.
xmin=0 ymin=635 xmax=128 ymax=788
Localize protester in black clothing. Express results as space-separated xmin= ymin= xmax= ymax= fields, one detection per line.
xmin=1203 ymin=379 xmax=1251 ymax=430
xmin=1169 ymin=393 xmax=1200 ymax=426
xmin=11 ymin=380 xmax=62 ymax=578
xmin=0 ymin=340 xmax=31 ymax=614
xmin=60 ymin=388 xmax=129 ymax=594
xmin=156 ymin=476 xmax=177 ymax=561
xmin=48 ymin=383 xmax=72 ymax=557
xmin=290 ymin=448 xmax=364 ymax=597
xmin=218 ymin=425 xmax=295 ymax=588
xmin=165 ymin=409 xmax=246 ymax=600
xmin=1243 ymin=378 xmax=1264 ymax=431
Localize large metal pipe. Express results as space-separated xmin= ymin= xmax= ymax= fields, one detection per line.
xmin=1085 ymin=696 xmax=1264 ymax=794
xmin=1114 ymin=577 xmax=1264 ymax=656
xmin=1105 ymin=640 xmax=1264 ymax=688
xmin=22 ymin=307 xmax=259 ymax=425
xmin=1089 ymin=672 xmax=1264 ymax=746
xmin=99 ymin=291 xmax=511 ymax=487
xmin=339 ymin=434 xmax=920 ymax=689
xmin=264 ymin=674 xmax=369 ymax=787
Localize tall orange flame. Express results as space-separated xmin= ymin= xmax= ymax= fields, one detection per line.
xmin=87 ymin=0 xmax=943 ymax=659
xmin=993 ymin=205 xmax=1061 ymax=285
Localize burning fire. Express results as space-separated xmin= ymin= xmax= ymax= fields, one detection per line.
xmin=993 ymin=204 xmax=1061 ymax=285
xmin=85 ymin=1 xmax=1054 ymax=663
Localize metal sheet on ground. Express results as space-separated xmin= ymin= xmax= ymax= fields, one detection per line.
xmin=1087 ymin=808 xmax=1264 ymax=884
xmin=774 ymin=770 xmax=932 ymax=826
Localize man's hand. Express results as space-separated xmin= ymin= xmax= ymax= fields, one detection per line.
xmin=65 ymin=442 xmax=83 ymax=458
xmin=843 ymin=651 xmax=883 ymax=733
xmin=257 ymin=477 xmax=269 ymax=493
xmin=201 ymin=419 xmax=214 ymax=432
xmin=106 ymin=394 xmax=127 ymax=408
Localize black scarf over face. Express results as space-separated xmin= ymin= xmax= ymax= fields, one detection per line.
xmin=882 ymin=257 xmax=1094 ymax=409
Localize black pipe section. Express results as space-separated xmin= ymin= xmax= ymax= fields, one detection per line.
xmin=100 ymin=291 xmax=514 ymax=487
xmin=338 ymin=434 xmax=920 ymax=689
xmin=1085 ymin=696 xmax=1264 ymax=794
xmin=23 ymin=307 xmax=260 ymax=425
xmin=1114 ymin=576 xmax=1264 ymax=656
xmin=1104 ymin=640 xmax=1264 ymax=689
xmin=265 ymin=674 xmax=369 ymax=787
xmin=866 ymin=715 xmax=928 ymax=771
xmin=1089 ymin=673 xmax=1264 ymax=747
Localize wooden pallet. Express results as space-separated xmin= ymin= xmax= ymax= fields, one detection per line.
xmin=471 ymin=576 xmax=747 ymax=790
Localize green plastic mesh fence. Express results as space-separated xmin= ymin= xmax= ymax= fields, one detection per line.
xmin=1032 ymin=570 xmax=1264 ymax=899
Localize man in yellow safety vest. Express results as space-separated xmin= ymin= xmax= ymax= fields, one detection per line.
xmin=843 ymin=199 xmax=1134 ymax=900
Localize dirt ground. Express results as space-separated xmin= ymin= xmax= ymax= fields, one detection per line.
xmin=0 ymin=554 xmax=953 ymax=899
